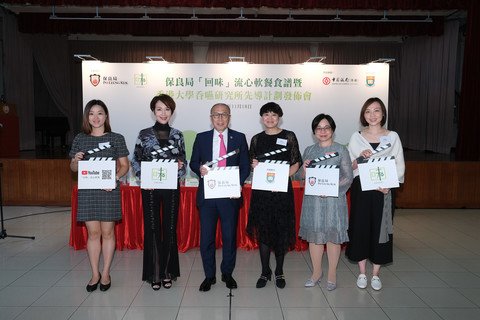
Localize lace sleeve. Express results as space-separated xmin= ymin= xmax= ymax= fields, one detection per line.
xmin=287 ymin=131 xmax=302 ymax=166
xmin=249 ymin=134 xmax=259 ymax=162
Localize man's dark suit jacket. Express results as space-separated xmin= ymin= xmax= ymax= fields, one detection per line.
xmin=189 ymin=129 xmax=250 ymax=206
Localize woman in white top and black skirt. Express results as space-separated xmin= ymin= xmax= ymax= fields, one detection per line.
xmin=346 ymin=97 xmax=405 ymax=291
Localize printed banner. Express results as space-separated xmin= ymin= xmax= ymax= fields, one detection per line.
xmin=82 ymin=62 xmax=390 ymax=159
xmin=251 ymin=161 xmax=290 ymax=192
xmin=78 ymin=159 xmax=116 ymax=189
xmin=358 ymin=156 xmax=399 ymax=191
xmin=203 ymin=166 xmax=241 ymax=199
xmin=304 ymin=165 xmax=340 ymax=197
xmin=140 ymin=160 xmax=178 ymax=189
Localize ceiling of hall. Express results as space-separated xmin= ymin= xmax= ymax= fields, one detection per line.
xmin=0 ymin=2 xmax=466 ymax=38
xmin=1 ymin=4 xmax=460 ymax=19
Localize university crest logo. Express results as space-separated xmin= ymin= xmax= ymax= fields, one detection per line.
xmin=308 ymin=177 xmax=316 ymax=186
xmin=90 ymin=74 xmax=101 ymax=87
xmin=266 ymin=172 xmax=275 ymax=183
xmin=366 ymin=75 xmax=375 ymax=87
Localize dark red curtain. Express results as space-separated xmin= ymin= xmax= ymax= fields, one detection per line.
xmin=11 ymin=0 xmax=472 ymax=37
xmin=17 ymin=13 xmax=444 ymax=37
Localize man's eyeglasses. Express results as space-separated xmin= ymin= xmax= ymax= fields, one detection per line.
xmin=211 ymin=113 xmax=230 ymax=119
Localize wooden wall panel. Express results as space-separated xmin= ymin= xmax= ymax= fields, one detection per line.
xmin=1 ymin=159 xmax=74 ymax=206
xmin=1 ymin=159 xmax=479 ymax=208
xmin=396 ymin=161 xmax=480 ymax=208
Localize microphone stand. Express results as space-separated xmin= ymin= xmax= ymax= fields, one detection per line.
xmin=0 ymin=162 xmax=35 ymax=240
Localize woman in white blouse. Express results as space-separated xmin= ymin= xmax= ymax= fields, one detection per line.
xmin=346 ymin=97 xmax=405 ymax=291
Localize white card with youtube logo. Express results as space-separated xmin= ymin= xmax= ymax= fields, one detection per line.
xmin=78 ymin=159 xmax=116 ymax=189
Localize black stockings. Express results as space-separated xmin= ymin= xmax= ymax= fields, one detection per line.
xmin=259 ymin=242 xmax=285 ymax=276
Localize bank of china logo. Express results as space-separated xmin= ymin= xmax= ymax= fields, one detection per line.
xmin=134 ymin=73 xmax=147 ymax=86
xmin=369 ymin=166 xmax=386 ymax=182
xmin=207 ymin=179 xmax=216 ymax=189
xmin=308 ymin=176 xmax=316 ymax=186
xmin=266 ymin=172 xmax=275 ymax=183
xmin=322 ymin=77 xmax=331 ymax=85
xmin=152 ymin=168 xmax=167 ymax=182
xmin=90 ymin=74 xmax=100 ymax=87
xmin=366 ymin=75 xmax=375 ymax=87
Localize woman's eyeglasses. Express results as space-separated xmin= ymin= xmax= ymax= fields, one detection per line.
xmin=315 ymin=126 xmax=332 ymax=132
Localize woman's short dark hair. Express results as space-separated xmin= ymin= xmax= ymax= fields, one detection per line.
xmin=82 ymin=99 xmax=111 ymax=134
xmin=360 ymin=97 xmax=387 ymax=127
xmin=150 ymin=94 xmax=176 ymax=113
xmin=259 ymin=102 xmax=283 ymax=117
xmin=311 ymin=113 xmax=336 ymax=134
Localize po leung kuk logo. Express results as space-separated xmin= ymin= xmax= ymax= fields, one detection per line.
xmin=90 ymin=74 xmax=101 ymax=87
xmin=207 ymin=179 xmax=216 ymax=189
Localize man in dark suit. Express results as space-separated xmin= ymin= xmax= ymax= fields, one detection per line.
xmin=190 ymin=103 xmax=250 ymax=292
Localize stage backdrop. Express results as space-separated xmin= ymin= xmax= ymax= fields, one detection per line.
xmin=82 ymin=61 xmax=389 ymax=179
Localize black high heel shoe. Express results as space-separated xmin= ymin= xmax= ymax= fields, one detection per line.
xmin=151 ymin=282 xmax=161 ymax=291
xmin=162 ymin=279 xmax=173 ymax=289
xmin=256 ymin=272 xmax=272 ymax=288
xmin=275 ymin=274 xmax=286 ymax=289
xmin=86 ymin=273 xmax=101 ymax=292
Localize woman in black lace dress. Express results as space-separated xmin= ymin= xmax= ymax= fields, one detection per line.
xmin=131 ymin=94 xmax=186 ymax=290
xmin=246 ymin=102 xmax=302 ymax=289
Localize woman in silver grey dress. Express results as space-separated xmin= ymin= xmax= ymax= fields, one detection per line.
xmin=299 ymin=114 xmax=353 ymax=291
